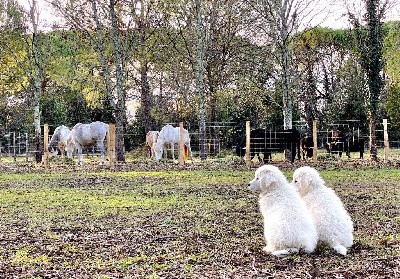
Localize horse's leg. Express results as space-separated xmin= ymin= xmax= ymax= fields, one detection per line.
xmin=67 ymin=148 xmax=72 ymax=159
xmin=291 ymin=147 xmax=295 ymax=163
xmin=148 ymin=145 xmax=152 ymax=158
xmin=162 ymin=144 xmax=167 ymax=159
xmin=76 ymin=144 xmax=83 ymax=165
xmin=171 ymin=142 xmax=175 ymax=160
xmin=296 ymin=141 xmax=301 ymax=160
xmin=151 ymin=141 xmax=158 ymax=158
xmin=98 ymin=142 xmax=105 ymax=165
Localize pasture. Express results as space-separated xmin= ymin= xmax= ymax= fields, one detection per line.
xmin=0 ymin=160 xmax=398 ymax=278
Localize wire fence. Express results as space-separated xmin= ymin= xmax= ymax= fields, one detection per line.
xmin=1 ymin=121 xmax=400 ymax=162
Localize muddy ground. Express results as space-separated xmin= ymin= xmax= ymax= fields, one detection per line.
xmin=0 ymin=159 xmax=398 ymax=278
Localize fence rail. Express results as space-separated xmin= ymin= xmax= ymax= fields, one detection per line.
xmin=0 ymin=120 xmax=397 ymax=162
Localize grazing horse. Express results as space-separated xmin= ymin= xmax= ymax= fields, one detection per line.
xmin=235 ymin=128 xmax=301 ymax=163
xmin=49 ymin=125 xmax=71 ymax=158
xmin=326 ymin=130 xmax=365 ymax=159
xmin=67 ymin=121 xmax=109 ymax=165
xmin=326 ymin=130 xmax=345 ymax=157
xmin=145 ymin=131 xmax=159 ymax=158
xmin=154 ymin=124 xmax=192 ymax=162
xmin=345 ymin=138 xmax=365 ymax=159
xmin=300 ymin=135 xmax=314 ymax=160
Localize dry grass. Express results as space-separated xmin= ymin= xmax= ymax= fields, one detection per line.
xmin=0 ymin=160 xmax=398 ymax=278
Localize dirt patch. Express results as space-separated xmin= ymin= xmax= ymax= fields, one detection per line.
xmin=0 ymin=162 xmax=398 ymax=278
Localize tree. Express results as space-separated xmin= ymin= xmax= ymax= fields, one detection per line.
xmin=109 ymin=0 xmax=127 ymax=161
xmin=348 ymin=0 xmax=390 ymax=160
xmin=127 ymin=0 xmax=165 ymax=134
xmin=0 ymin=1 xmax=29 ymax=132
xmin=383 ymin=21 xmax=400 ymax=127
xmin=247 ymin=0 xmax=320 ymax=130
xmin=53 ymin=0 xmax=128 ymax=161
xmin=195 ymin=0 xmax=207 ymax=160
xmin=27 ymin=0 xmax=45 ymax=163
xmin=294 ymin=27 xmax=369 ymax=132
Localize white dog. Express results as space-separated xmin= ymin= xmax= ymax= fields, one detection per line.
xmin=248 ymin=165 xmax=318 ymax=257
xmin=292 ymin=166 xmax=354 ymax=255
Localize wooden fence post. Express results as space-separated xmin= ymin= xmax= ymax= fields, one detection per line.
xmin=107 ymin=123 xmax=116 ymax=165
xmin=383 ymin=119 xmax=389 ymax=162
xmin=246 ymin=121 xmax=251 ymax=167
xmin=179 ymin=122 xmax=185 ymax=165
xmin=313 ymin=120 xmax=318 ymax=163
xmin=42 ymin=124 xmax=49 ymax=167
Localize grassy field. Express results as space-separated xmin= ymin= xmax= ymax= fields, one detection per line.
xmin=0 ymin=160 xmax=398 ymax=278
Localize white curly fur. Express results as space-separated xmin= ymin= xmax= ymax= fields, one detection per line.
xmin=292 ymin=166 xmax=354 ymax=255
xmin=248 ymin=165 xmax=317 ymax=257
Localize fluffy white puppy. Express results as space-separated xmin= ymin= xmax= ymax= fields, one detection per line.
xmin=248 ymin=165 xmax=317 ymax=257
xmin=292 ymin=166 xmax=354 ymax=255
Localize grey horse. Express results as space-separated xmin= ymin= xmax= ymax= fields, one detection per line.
xmin=49 ymin=125 xmax=71 ymax=158
xmin=67 ymin=121 xmax=109 ymax=165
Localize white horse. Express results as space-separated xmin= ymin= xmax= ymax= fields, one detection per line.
xmin=48 ymin=125 xmax=72 ymax=158
xmin=67 ymin=121 xmax=109 ymax=165
xmin=146 ymin=131 xmax=159 ymax=158
xmin=154 ymin=124 xmax=192 ymax=162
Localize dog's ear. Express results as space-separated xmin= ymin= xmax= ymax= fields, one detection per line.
xmin=297 ymin=171 xmax=313 ymax=195
xmin=259 ymin=169 xmax=277 ymax=192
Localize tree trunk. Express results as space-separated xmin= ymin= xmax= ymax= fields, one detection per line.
xmin=139 ymin=0 xmax=152 ymax=133
xmin=91 ymin=0 xmax=116 ymax=115
xmin=141 ymin=61 xmax=152 ymax=133
xmin=110 ymin=0 xmax=126 ymax=162
xmin=369 ymin=113 xmax=377 ymax=159
xmin=30 ymin=0 xmax=42 ymax=163
xmin=281 ymin=42 xmax=293 ymax=130
xmin=195 ymin=0 xmax=207 ymax=160
xmin=280 ymin=0 xmax=293 ymax=130
xmin=34 ymin=104 xmax=42 ymax=163
xmin=303 ymin=56 xmax=318 ymax=134
xmin=365 ymin=0 xmax=383 ymax=161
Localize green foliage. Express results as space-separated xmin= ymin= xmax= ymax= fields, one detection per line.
xmin=384 ymin=22 xmax=400 ymax=84
xmin=383 ymin=21 xmax=400 ymax=127
xmin=294 ymin=26 xmax=368 ymax=131
xmin=324 ymin=57 xmax=369 ymax=130
xmin=0 ymin=34 xmax=29 ymax=96
xmin=295 ymin=27 xmax=355 ymax=51
xmin=1 ymin=0 xmax=400 ymax=143
xmin=213 ymin=84 xmax=282 ymax=128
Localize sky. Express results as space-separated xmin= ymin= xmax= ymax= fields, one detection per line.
xmin=18 ymin=0 xmax=400 ymax=31
xmin=306 ymin=0 xmax=400 ymax=29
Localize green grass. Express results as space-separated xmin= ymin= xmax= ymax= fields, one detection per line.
xmin=0 ymin=164 xmax=398 ymax=278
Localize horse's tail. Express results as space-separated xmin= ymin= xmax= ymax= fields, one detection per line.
xmin=184 ymin=145 xmax=188 ymax=161
xmin=105 ymin=123 xmax=109 ymax=136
